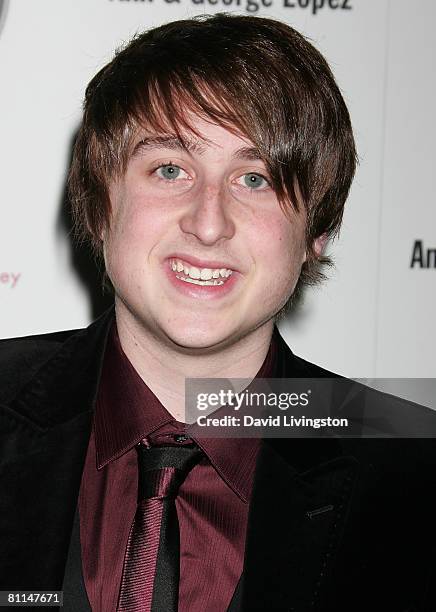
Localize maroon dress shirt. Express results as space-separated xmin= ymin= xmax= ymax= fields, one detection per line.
xmin=79 ymin=323 xmax=277 ymax=611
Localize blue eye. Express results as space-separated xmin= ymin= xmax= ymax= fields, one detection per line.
xmin=157 ymin=164 xmax=182 ymax=180
xmin=242 ymin=173 xmax=268 ymax=189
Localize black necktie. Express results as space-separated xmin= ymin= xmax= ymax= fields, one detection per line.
xmin=117 ymin=442 xmax=203 ymax=612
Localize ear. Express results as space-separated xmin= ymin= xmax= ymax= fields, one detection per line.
xmin=312 ymin=233 xmax=328 ymax=258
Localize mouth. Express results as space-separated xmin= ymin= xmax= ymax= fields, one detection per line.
xmin=169 ymin=257 xmax=233 ymax=287
xmin=164 ymin=256 xmax=239 ymax=299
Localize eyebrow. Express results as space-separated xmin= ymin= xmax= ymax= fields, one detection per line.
xmin=131 ymin=136 xmax=263 ymax=162
xmin=232 ymin=146 xmax=263 ymax=161
xmin=132 ymin=135 xmax=205 ymax=157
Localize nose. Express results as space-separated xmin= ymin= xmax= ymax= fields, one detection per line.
xmin=178 ymin=182 xmax=236 ymax=246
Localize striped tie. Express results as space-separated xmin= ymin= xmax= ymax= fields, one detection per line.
xmin=117 ymin=442 xmax=203 ymax=612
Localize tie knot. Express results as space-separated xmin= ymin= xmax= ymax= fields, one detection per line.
xmin=137 ymin=443 xmax=203 ymax=500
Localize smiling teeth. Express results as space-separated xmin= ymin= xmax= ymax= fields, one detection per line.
xmin=170 ymin=259 xmax=233 ymax=282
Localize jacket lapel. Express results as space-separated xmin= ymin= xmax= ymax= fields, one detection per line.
xmin=241 ymin=440 xmax=357 ymax=611
xmin=0 ymin=308 xmax=114 ymax=591
xmin=227 ymin=573 xmax=244 ymax=611
xmin=62 ymin=508 xmax=91 ymax=611
xmin=239 ymin=329 xmax=358 ymax=611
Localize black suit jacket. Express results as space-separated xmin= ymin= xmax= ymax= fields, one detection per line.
xmin=1 ymin=308 xmax=436 ymax=611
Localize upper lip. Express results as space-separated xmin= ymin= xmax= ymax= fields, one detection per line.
xmin=167 ymin=253 xmax=239 ymax=271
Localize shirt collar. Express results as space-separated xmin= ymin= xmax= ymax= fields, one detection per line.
xmin=94 ymin=323 xmax=278 ymax=502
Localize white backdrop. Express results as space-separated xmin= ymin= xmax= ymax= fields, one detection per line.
xmin=0 ymin=0 xmax=434 ymax=377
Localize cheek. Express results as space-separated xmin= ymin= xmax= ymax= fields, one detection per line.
xmin=108 ymin=195 xmax=169 ymax=252
xmin=252 ymin=215 xmax=306 ymax=307
xmin=255 ymin=213 xmax=306 ymax=269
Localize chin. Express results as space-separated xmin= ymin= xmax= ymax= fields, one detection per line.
xmin=162 ymin=322 xmax=239 ymax=352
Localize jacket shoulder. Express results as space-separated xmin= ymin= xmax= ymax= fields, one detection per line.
xmin=292 ymin=353 xmax=340 ymax=378
xmin=274 ymin=325 xmax=342 ymax=379
xmin=0 ymin=328 xmax=82 ymax=404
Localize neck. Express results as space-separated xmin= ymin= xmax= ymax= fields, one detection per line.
xmin=115 ymin=303 xmax=274 ymax=422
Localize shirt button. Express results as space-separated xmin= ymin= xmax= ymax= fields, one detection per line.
xmin=174 ymin=434 xmax=189 ymax=443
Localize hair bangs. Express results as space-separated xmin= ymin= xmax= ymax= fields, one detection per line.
xmin=124 ymin=71 xmax=253 ymax=154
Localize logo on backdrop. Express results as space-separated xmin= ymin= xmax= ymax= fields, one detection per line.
xmin=0 ymin=271 xmax=21 ymax=289
xmin=0 ymin=0 xmax=9 ymax=36
xmin=410 ymin=240 xmax=436 ymax=269
xmin=108 ymin=0 xmax=352 ymax=15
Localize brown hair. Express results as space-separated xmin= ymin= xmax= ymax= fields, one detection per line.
xmin=68 ymin=13 xmax=357 ymax=302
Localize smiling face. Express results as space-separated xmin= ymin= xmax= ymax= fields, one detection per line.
xmin=103 ymin=115 xmax=310 ymax=352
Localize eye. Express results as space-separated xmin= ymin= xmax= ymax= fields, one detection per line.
xmin=237 ymin=173 xmax=270 ymax=190
xmin=155 ymin=164 xmax=189 ymax=181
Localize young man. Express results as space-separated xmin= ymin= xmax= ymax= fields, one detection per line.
xmin=1 ymin=13 xmax=436 ymax=612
